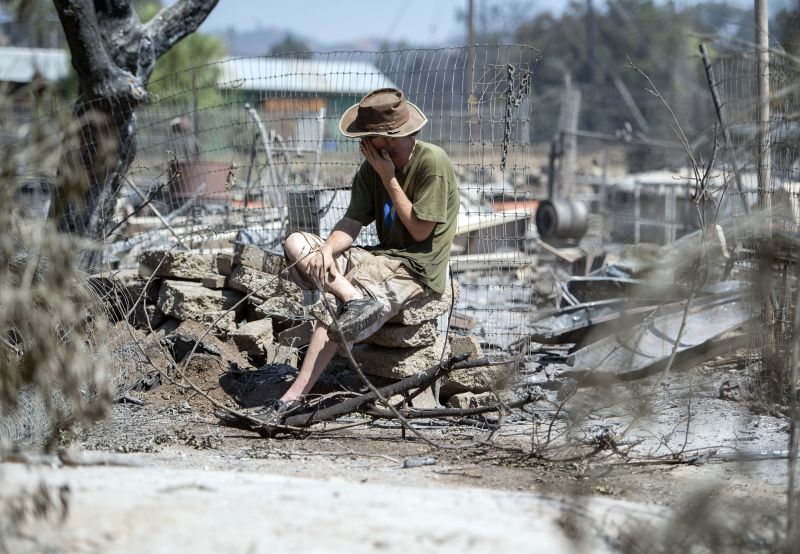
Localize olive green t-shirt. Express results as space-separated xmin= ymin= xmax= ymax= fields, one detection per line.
xmin=344 ymin=140 xmax=459 ymax=294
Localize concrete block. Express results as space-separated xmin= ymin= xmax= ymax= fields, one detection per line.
xmin=228 ymin=266 xmax=302 ymax=302
xmin=234 ymin=244 xmax=266 ymax=270
xmin=215 ymin=253 xmax=234 ymax=276
xmin=448 ymin=334 xmax=483 ymax=360
xmin=277 ymin=320 xmax=314 ymax=348
xmin=165 ymin=319 xmax=251 ymax=369
xmin=233 ymin=244 xmax=285 ymax=275
xmin=262 ymin=343 xmax=299 ymax=367
xmin=202 ymin=274 xmax=228 ymax=289
xmin=441 ymin=360 xmax=517 ymax=395
xmin=389 ymin=281 xmax=460 ymax=325
xmin=231 ymin=319 xmax=273 ymax=355
xmin=388 ymin=386 xmax=439 ymax=409
xmin=261 ymin=252 xmax=286 ymax=275
xmin=253 ymin=296 xmax=306 ymax=319
xmin=195 ymin=310 xmax=238 ymax=335
xmin=157 ymin=280 xmax=243 ymax=322
xmin=347 ymin=333 xmax=450 ymax=380
xmin=363 ymin=321 xmax=438 ymax=348
xmin=447 ymin=391 xmax=519 ymax=409
xmin=138 ymin=250 xmax=215 ymax=280
xmin=131 ymin=303 xmax=165 ymax=330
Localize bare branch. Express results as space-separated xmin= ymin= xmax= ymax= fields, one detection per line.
xmin=144 ymin=0 xmax=220 ymax=59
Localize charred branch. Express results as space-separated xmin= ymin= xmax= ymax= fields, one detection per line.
xmin=283 ymin=354 xmax=480 ymax=427
xmin=362 ymin=393 xmax=539 ymax=420
xmin=144 ymin=0 xmax=220 ymax=59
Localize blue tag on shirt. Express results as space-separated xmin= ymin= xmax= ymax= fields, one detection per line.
xmin=383 ymin=198 xmax=396 ymax=230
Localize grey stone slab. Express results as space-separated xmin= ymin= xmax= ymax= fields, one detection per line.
xmin=157 ymin=280 xmax=243 ymax=322
xmin=348 ymin=333 xmax=450 ymax=380
xmin=253 ymin=296 xmax=306 ymax=319
xmin=228 ymin=266 xmax=302 ymax=302
xmin=233 ymin=244 xmax=285 ymax=275
xmin=195 ymin=310 xmax=238 ymax=335
xmin=441 ymin=360 xmax=517 ymax=395
xmin=215 ymin=253 xmax=234 ymax=276
xmin=262 ymin=343 xmax=299 ymax=367
xmin=446 ymin=391 xmax=519 ymax=409
xmin=448 ymin=334 xmax=483 ymax=360
xmin=234 ymin=244 xmax=267 ymax=271
xmin=202 ymin=274 xmax=228 ymax=289
xmin=389 ymin=281 xmax=460 ymax=326
xmin=138 ymin=250 xmax=215 ymax=280
xmin=231 ymin=319 xmax=274 ymax=355
xmin=363 ymin=321 xmax=438 ymax=348
xmin=277 ymin=320 xmax=314 ymax=348
xmin=261 ymin=252 xmax=286 ymax=276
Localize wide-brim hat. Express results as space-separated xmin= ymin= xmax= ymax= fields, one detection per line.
xmin=339 ymin=88 xmax=427 ymax=138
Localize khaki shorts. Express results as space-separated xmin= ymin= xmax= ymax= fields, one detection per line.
xmin=285 ymin=232 xmax=431 ymax=342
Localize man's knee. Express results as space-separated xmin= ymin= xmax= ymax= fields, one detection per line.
xmin=284 ymin=232 xmax=312 ymax=262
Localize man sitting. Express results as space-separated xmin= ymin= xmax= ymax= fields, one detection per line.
xmin=273 ymin=87 xmax=459 ymax=421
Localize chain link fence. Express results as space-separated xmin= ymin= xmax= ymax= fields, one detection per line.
xmin=12 ymin=43 xmax=800 ymax=361
xmin=37 ymin=46 xmax=537 ymax=349
xmin=704 ymin=47 xmax=800 ymax=405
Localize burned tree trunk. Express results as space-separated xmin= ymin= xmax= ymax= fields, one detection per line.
xmin=51 ymin=0 xmax=218 ymax=267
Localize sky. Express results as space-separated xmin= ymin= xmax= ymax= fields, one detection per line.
xmin=194 ymin=0 xmax=792 ymax=46
xmin=197 ymin=0 xmax=481 ymax=44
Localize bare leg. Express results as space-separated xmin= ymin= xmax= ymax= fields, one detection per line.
xmin=281 ymin=232 xmax=367 ymax=404
xmin=284 ymin=232 xmax=362 ymax=302
xmin=280 ymin=322 xmax=338 ymax=403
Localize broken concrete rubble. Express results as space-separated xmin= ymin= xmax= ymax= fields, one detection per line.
xmin=157 ymin=280 xmax=243 ymax=322
xmin=194 ymin=310 xmax=238 ymax=335
xmin=94 ymin=244 xmax=518 ymax=415
xmin=87 ymin=269 xmax=162 ymax=324
xmin=88 ymin=269 xmax=161 ymax=304
xmin=164 ymin=320 xmax=251 ymax=370
xmin=363 ymin=321 xmax=438 ymax=348
xmin=448 ymin=334 xmax=483 ymax=360
xmin=441 ymin=360 xmax=516 ymax=395
xmin=447 ymin=390 xmax=521 ymax=409
xmin=130 ymin=303 xmax=164 ymax=330
xmin=262 ymin=343 xmax=299 ymax=367
xmin=139 ymin=250 xmax=215 ymax=280
xmin=231 ymin=319 xmax=274 ymax=355
xmin=233 ymin=243 xmax=285 ymax=275
xmin=228 ymin=266 xmax=303 ymax=302
xmin=277 ymin=320 xmax=314 ymax=348
xmin=389 ymin=281 xmax=460 ymax=326
xmin=440 ymin=335 xmax=516 ymax=396
xmin=344 ymin=333 xmax=450 ymax=380
xmin=201 ymin=274 xmax=228 ymax=289
xmin=252 ymin=296 xmax=306 ymax=320
xmin=215 ymin=253 xmax=233 ymax=276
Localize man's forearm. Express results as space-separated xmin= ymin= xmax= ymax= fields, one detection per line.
xmin=382 ymin=177 xmax=436 ymax=242
xmin=324 ymin=217 xmax=362 ymax=254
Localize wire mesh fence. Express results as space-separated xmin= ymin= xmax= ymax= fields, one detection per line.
xmin=12 ymin=43 xmax=800 ymax=360
xmin=47 ymin=45 xmax=539 ymax=349
xmin=704 ymin=47 xmax=800 ymax=404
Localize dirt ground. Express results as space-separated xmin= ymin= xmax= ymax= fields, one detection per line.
xmin=1 ymin=350 xmax=793 ymax=553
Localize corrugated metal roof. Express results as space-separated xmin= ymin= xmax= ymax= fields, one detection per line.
xmin=0 ymin=47 xmax=70 ymax=83
xmin=217 ymin=57 xmax=396 ymax=94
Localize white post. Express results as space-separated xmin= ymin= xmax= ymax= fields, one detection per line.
xmin=755 ymin=0 xmax=771 ymax=211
